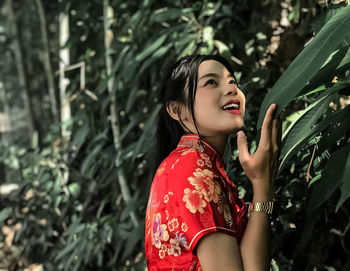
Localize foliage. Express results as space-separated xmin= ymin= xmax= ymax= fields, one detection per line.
xmin=1 ymin=0 xmax=350 ymax=270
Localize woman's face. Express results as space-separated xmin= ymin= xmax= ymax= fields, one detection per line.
xmin=184 ymin=60 xmax=245 ymax=137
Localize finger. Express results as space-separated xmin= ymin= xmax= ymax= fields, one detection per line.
xmin=271 ymin=118 xmax=280 ymax=154
xmin=259 ymin=104 xmax=276 ymax=148
xmin=237 ymin=130 xmax=250 ymax=164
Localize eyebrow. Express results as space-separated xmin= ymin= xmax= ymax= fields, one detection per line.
xmin=198 ymin=72 xmax=236 ymax=82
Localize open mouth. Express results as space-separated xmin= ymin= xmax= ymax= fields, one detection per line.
xmin=222 ymin=100 xmax=241 ymax=115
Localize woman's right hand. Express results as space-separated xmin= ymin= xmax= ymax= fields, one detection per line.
xmin=236 ymin=104 xmax=281 ymax=199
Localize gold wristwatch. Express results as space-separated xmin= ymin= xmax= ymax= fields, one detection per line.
xmin=247 ymin=201 xmax=274 ymax=215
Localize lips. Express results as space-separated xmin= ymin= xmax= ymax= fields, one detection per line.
xmin=222 ymin=100 xmax=240 ymax=110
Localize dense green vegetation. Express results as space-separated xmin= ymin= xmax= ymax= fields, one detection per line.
xmin=0 ymin=0 xmax=349 ymax=270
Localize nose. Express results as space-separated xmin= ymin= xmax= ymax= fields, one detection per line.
xmin=224 ymin=85 xmax=238 ymax=96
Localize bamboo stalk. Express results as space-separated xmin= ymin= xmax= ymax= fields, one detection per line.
xmin=59 ymin=10 xmax=71 ymax=143
xmin=35 ymin=0 xmax=59 ymax=124
xmin=58 ymin=8 xmax=71 ymax=191
xmin=103 ymin=0 xmax=139 ymax=228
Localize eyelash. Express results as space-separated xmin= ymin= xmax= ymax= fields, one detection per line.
xmin=205 ymin=79 xmax=217 ymax=86
xmin=229 ymin=79 xmax=237 ymax=85
xmin=204 ymin=79 xmax=237 ymax=86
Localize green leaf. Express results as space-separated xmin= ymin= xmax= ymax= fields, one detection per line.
xmin=68 ymin=183 xmax=81 ymax=197
xmin=55 ymin=239 xmax=79 ymax=261
xmin=299 ymin=46 xmax=350 ymax=96
xmin=152 ymin=8 xmax=183 ymax=22
xmin=132 ymin=104 xmax=161 ymax=161
xmin=135 ymin=34 xmax=167 ymax=62
xmin=175 ymin=34 xmax=196 ymax=53
xmin=317 ymin=112 xmax=350 ymax=154
xmin=81 ymin=144 xmax=104 ymax=176
xmin=121 ymin=222 xmax=144 ymax=261
xmin=281 ymin=93 xmax=331 ymax=144
xmin=257 ymin=5 xmax=350 ymax=130
xmin=336 ymin=149 xmax=350 ymax=211
xmin=71 ymin=123 xmax=89 ymax=153
xmin=125 ymin=87 xmax=138 ymax=114
xmin=111 ymin=45 xmax=130 ymax=75
xmin=138 ymin=43 xmax=173 ymax=75
xmin=280 ymin=105 xmax=350 ymax=171
xmin=312 ymin=5 xmax=347 ymax=34
xmin=307 ymin=143 xmax=350 ymax=216
xmin=0 ymin=207 xmax=12 ymax=222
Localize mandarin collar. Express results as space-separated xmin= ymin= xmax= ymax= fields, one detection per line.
xmin=177 ymin=134 xmax=226 ymax=168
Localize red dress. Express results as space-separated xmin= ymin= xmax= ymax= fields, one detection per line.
xmin=145 ymin=134 xmax=248 ymax=270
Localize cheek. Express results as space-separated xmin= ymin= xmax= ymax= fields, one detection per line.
xmin=239 ymin=91 xmax=246 ymax=115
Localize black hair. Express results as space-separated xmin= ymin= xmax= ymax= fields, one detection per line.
xmin=154 ymin=54 xmax=235 ymax=174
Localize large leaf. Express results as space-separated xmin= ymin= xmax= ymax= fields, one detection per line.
xmin=257 ymin=5 xmax=350 ymax=130
xmin=279 ymin=84 xmax=348 ymax=167
xmin=336 ymin=149 xmax=350 ymax=211
xmin=317 ymin=112 xmax=350 ymax=154
xmin=306 ymin=142 xmax=350 ymax=216
xmin=279 ymin=96 xmax=330 ymax=169
xmin=281 ymin=93 xmax=331 ymax=143
xmin=298 ymin=46 xmax=350 ymax=96
xmin=312 ymin=4 xmax=350 ymax=46
xmin=279 ymin=105 xmax=350 ymax=170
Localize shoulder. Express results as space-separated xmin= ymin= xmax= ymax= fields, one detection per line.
xmin=152 ymin=147 xmax=216 ymax=191
xmin=165 ymin=147 xmax=215 ymax=176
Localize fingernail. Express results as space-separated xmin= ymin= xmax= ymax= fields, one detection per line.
xmin=237 ymin=131 xmax=244 ymax=138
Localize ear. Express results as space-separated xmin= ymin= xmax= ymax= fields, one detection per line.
xmin=166 ymin=101 xmax=183 ymax=121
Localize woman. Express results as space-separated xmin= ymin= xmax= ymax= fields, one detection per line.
xmin=145 ymin=54 xmax=281 ymax=270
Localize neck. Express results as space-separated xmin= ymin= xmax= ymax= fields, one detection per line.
xmin=201 ymin=134 xmax=228 ymax=157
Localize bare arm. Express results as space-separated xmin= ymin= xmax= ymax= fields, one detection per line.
xmin=197 ymin=104 xmax=281 ymax=271
xmin=238 ymin=104 xmax=280 ymax=270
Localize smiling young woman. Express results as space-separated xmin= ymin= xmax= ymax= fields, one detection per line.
xmin=145 ymin=55 xmax=281 ymax=271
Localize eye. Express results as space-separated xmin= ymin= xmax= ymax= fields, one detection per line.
xmin=204 ymin=79 xmax=217 ymax=86
xmin=228 ymin=79 xmax=237 ymax=85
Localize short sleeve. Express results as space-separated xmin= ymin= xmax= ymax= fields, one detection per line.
xmin=164 ymin=149 xmax=240 ymax=253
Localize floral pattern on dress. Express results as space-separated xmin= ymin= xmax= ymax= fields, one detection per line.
xmin=197 ymin=159 xmax=205 ymax=167
xmin=200 ymin=153 xmax=212 ymax=168
xmin=167 ymin=218 xmax=179 ymax=232
xmin=146 ymin=134 xmax=248 ymax=269
xmin=171 ymin=159 xmax=179 ymax=169
xmin=152 ymin=213 xmax=169 ymax=248
xmin=156 ymin=162 xmax=167 ymax=177
xmin=150 ymin=197 xmax=191 ymax=259
xmin=178 ymin=148 xmax=196 ymax=156
xmin=187 ymin=168 xmax=221 ymax=203
xmin=183 ymin=188 xmax=207 ymax=214
xmin=168 ymin=238 xmax=181 ymax=256
xmin=181 ymin=222 xmax=188 ymax=232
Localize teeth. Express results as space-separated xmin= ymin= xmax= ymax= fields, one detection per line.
xmin=223 ymin=103 xmax=239 ymax=110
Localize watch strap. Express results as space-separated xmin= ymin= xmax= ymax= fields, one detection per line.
xmin=248 ymin=201 xmax=274 ymax=215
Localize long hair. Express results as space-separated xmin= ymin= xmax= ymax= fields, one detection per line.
xmin=154 ymin=54 xmax=235 ymax=174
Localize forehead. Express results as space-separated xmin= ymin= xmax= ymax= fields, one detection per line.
xmin=198 ymin=60 xmax=231 ymax=77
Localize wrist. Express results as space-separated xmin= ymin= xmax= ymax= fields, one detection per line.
xmin=252 ymin=185 xmax=275 ymax=202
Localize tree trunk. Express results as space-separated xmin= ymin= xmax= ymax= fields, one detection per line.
xmin=58 ymin=8 xmax=71 ymax=195
xmin=6 ymin=0 xmax=35 ymax=146
xmin=103 ymin=0 xmax=139 ymax=228
xmin=35 ymin=0 xmax=59 ymax=124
